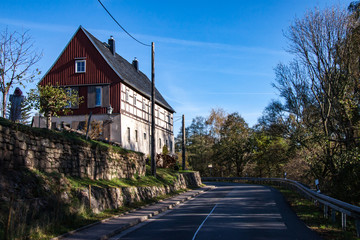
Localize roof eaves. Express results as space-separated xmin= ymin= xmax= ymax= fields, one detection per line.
xmin=81 ymin=26 xmax=126 ymax=81
xmin=39 ymin=25 xmax=83 ymax=86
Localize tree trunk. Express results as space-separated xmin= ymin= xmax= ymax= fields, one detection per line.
xmin=46 ymin=113 xmax=52 ymax=129
xmin=2 ymin=92 xmax=7 ymax=118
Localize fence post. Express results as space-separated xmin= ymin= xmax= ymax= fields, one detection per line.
xmin=356 ymin=219 xmax=360 ymax=238
xmin=331 ymin=209 xmax=336 ymax=222
xmin=341 ymin=212 xmax=347 ymax=230
xmin=324 ymin=205 xmax=328 ymax=219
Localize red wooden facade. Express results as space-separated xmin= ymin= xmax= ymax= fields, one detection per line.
xmin=40 ymin=28 xmax=122 ymax=115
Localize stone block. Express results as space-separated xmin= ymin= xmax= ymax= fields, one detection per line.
xmin=16 ymin=141 xmax=27 ymax=150
xmin=40 ymin=138 xmax=50 ymax=147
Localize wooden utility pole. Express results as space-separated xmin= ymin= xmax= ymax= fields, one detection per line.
xmin=182 ymin=114 xmax=186 ymax=170
xmin=151 ymin=42 xmax=156 ymax=177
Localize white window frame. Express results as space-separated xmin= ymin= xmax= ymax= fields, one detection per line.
xmin=95 ymin=86 xmax=102 ymax=107
xmin=133 ymin=94 xmax=137 ymax=106
xmin=75 ymin=60 xmax=86 ymax=73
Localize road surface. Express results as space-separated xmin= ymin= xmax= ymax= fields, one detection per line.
xmin=111 ymin=182 xmax=321 ymax=240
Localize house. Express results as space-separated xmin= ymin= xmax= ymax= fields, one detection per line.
xmin=38 ymin=26 xmax=175 ymax=155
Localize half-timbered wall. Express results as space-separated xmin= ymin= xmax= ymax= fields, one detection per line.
xmin=38 ymin=27 xmax=174 ymax=155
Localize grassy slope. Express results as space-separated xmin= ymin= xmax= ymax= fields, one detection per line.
xmin=277 ymin=187 xmax=360 ymax=240
xmin=1 ymin=167 xmax=188 ymax=240
xmin=0 ymin=118 xmax=192 ymax=239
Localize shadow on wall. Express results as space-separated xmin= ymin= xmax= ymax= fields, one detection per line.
xmin=0 ymin=119 xmax=146 ymax=180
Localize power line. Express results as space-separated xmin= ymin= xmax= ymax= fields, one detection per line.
xmin=97 ymin=0 xmax=151 ymax=47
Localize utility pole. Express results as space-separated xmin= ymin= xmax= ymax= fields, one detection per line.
xmin=151 ymin=42 xmax=156 ymax=177
xmin=182 ymin=114 xmax=186 ymax=170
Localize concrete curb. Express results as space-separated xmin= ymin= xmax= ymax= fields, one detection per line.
xmin=52 ymin=186 xmax=215 ymax=240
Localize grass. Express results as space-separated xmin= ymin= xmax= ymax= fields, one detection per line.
xmin=275 ymin=186 xmax=360 ymax=240
xmin=1 ymin=166 xmax=190 ymax=240
xmin=66 ymin=165 xmax=180 ymax=189
xmin=31 ymin=188 xmax=188 ymax=239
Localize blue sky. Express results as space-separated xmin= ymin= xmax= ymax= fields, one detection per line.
xmin=1 ymin=0 xmax=352 ymax=134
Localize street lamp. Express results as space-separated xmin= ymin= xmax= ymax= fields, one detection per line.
xmin=208 ymin=164 xmax=213 ymax=177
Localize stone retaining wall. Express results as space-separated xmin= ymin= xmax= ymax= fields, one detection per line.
xmin=0 ymin=123 xmax=145 ymax=180
xmin=74 ymin=172 xmax=202 ymax=213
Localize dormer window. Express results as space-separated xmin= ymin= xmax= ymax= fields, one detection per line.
xmin=75 ymin=60 xmax=86 ymax=73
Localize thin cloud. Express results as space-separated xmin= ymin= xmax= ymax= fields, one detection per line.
xmin=1 ymin=18 xmax=287 ymax=57
xmin=199 ymin=92 xmax=275 ymax=95
xmin=0 ymin=18 xmax=73 ymax=33
xmin=137 ymin=33 xmax=287 ymax=56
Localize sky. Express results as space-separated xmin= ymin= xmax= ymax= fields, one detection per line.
xmin=1 ymin=0 xmax=353 ymax=134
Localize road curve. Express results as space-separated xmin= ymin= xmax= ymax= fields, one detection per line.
xmin=112 ymin=182 xmax=321 ymax=240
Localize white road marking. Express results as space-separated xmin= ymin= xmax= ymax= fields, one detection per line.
xmin=192 ymin=204 xmax=218 ymax=240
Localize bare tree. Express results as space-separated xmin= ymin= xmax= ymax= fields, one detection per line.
xmin=272 ymin=5 xmax=360 ymax=198
xmin=0 ymin=28 xmax=42 ymax=117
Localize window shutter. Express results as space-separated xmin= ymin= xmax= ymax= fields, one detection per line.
xmin=71 ymin=87 xmax=80 ymax=109
xmin=102 ymin=85 xmax=110 ymax=107
xmin=88 ymin=86 xmax=96 ymax=108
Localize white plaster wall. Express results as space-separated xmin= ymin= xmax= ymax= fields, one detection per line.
xmin=121 ymin=113 xmax=151 ymax=155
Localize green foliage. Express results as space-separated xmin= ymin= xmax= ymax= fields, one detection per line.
xmin=267 ymin=4 xmax=360 ymax=202
xmin=27 ymin=83 xmax=84 ymax=129
xmin=0 ymin=166 xmax=187 ymax=239
xmin=278 ymin=186 xmax=360 ymax=240
xmin=176 ymin=109 xmax=252 ymax=178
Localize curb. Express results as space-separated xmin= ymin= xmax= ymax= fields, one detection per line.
xmin=52 ymin=186 xmax=215 ymax=240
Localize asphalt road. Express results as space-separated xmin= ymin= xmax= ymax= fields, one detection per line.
xmin=111 ymin=182 xmax=321 ymax=240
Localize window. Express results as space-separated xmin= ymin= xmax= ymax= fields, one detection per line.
xmin=135 ymin=130 xmax=138 ymax=142
xmin=75 ymin=60 xmax=86 ymax=73
xmin=159 ymin=138 xmax=162 ymax=149
xmin=144 ymin=133 xmax=147 ymax=140
xmin=142 ymin=100 xmax=146 ymax=110
xmin=65 ymin=87 xmax=79 ymax=109
xmin=126 ymin=90 xmax=129 ymax=102
xmin=133 ymin=95 xmax=137 ymax=106
xmin=127 ymin=127 xmax=130 ymax=142
xmin=95 ymin=86 xmax=102 ymax=106
xmin=65 ymin=88 xmax=72 ymax=108
xmin=87 ymin=85 xmax=109 ymax=108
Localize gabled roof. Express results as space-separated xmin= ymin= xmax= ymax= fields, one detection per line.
xmin=81 ymin=26 xmax=175 ymax=113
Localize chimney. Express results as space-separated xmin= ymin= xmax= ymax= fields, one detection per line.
xmin=108 ymin=36 xmax=115 ymax=55
xmin=132 ymin=57 xmax=139 ymax=72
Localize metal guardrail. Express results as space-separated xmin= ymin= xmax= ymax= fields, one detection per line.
xmin=202 ymin=177 xmax=360 ymax=237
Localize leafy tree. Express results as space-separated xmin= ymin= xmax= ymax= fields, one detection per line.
xmin=270 ymin=5 xmax=360 ymax=201
xmin=206 ymin=108 xmax=227 ymax=141
xmin=27 ymin=83 xmax=83 ymax=129
xmin=0 ymin=28 xmax=42 ymax=117
xmin=214 ymin=113 xmax=250 ymax=177
xmin=185 ymin=116 xmax=214 ymax=175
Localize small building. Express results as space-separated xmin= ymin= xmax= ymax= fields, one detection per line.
xmin=38 ymin=26 xmax=175 ymax=155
